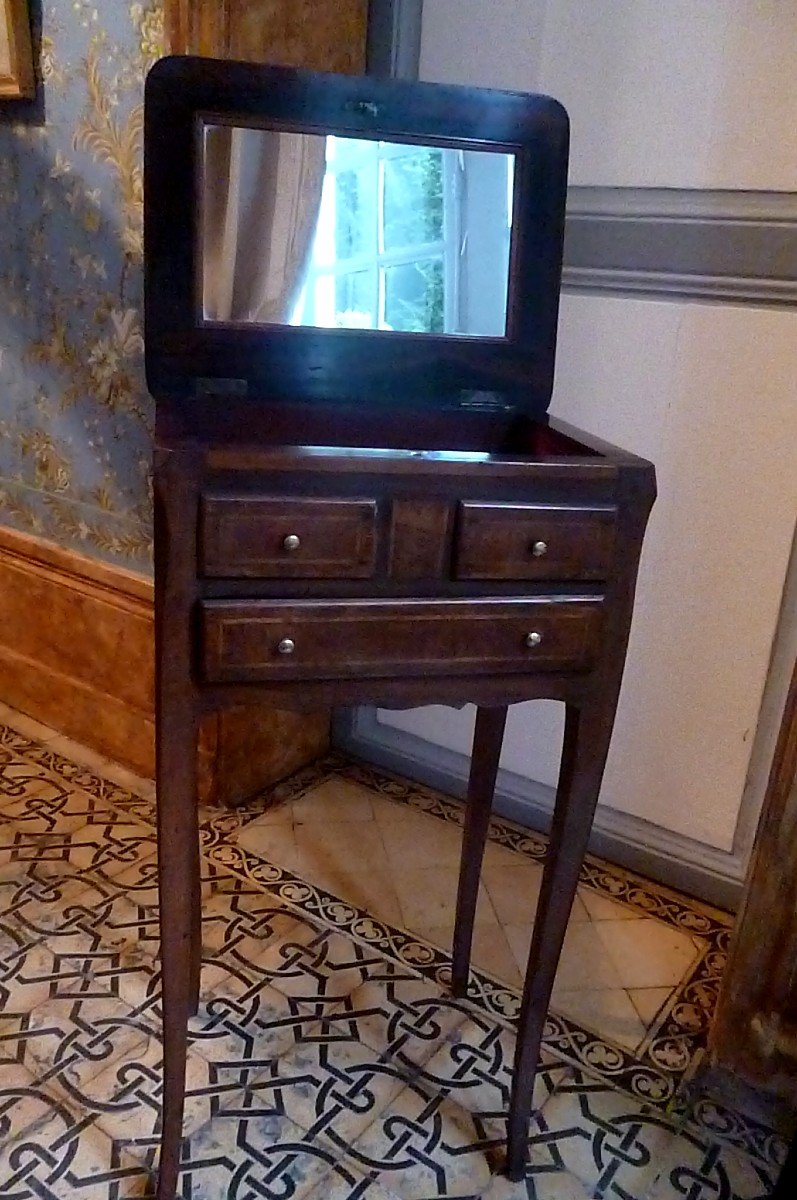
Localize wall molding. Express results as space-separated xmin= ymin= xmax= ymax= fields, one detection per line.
xmin=0 ymin=525 xmax=156 ymax=775
xmin=367 ymin=0 xmax=423 ymax=78
xmin=0 ymin=525 xmax=328 ymax=800
xmin=563 ymin=186 xmax=797 ymax=307
xmin=334 ymin=705 xmax=747 ymax=910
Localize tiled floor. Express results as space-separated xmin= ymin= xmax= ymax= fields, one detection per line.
xmin=0 ymin=702 xmax=786 ymax=1199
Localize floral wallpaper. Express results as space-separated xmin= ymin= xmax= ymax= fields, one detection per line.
xmin=0 ymin=2 xmax=165 ymax=570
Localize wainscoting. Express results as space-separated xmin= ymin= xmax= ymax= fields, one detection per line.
xmin=0 ymin=527 xmax=329 ymax=803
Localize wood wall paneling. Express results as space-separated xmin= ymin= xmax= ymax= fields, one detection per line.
xmin=0 ymin=527 xmax=329 ymax=803
xmin=166 ymin=0 xmax=369 ymax=73
xmin=710 ymin=659 xmax=797 ymax=1104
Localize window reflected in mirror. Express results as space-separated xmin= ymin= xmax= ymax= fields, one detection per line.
xmin=200 ymin=124 xmax=516 ymax=338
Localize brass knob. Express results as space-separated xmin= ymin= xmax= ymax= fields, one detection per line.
xmin=531 ymin=540 xmax=548 ymax=558
xmin=283 ymin=534 xmax=301 ymax=552
xmin=525 ymin=631 xmax=543 ymax=648
xmin=277 ymin=638 xmax=296 ymax=655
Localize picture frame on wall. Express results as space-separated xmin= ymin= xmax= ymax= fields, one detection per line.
xmin=0 ymin=0 xmax=34 ymax=99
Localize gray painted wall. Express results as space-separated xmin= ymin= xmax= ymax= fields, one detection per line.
xmin=339 ymin=1 xmax=797 ymax=909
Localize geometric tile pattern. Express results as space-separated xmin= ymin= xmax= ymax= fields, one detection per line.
xmin=0 ymin=706 xmax=787 ymax=1199
xmin=202 ymin=755 xmax=733 ymax=1109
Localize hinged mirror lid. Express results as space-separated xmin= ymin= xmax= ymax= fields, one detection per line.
xmin=144 ymin=56 xmax=569 ymax=416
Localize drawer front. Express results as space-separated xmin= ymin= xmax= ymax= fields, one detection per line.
xmin=200 ymin=496 xmax=377 ymax=578
xmin=455 ymin=503 xmax=616 ymax=581
xmin=200 ymin=598 xmax=602 ymax=683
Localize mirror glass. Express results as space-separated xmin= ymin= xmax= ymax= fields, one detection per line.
xmin=200 ymin=124 xmax=515 ymax=337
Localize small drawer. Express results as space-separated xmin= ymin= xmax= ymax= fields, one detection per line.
xmin=200 ymin=597 xmax=602 ymax=683
xmin=454 ymin=503 xmax=616 ymax=581
xmin=200 ymin=495 xmax=377 ymax=578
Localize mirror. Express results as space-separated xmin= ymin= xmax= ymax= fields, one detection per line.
xmin=200 ymin=124 xmax=515 ymax=338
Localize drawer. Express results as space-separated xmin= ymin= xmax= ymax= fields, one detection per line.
xmin=200 ymin=597 xmax=602 ymax=683
xmin=200 ymin=495 xmax=377 ymax=578
xmin=454 ymin=503 xmax=616 ymax=581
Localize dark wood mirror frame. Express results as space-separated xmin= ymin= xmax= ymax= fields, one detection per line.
xmin=145 ymin=55 xmax=569 ymax=411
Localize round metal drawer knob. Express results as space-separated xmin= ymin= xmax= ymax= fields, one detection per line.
xmin=525 ymin=631 xmax=543 ymax=648
xmin=531 ymin=540 xmax=548 ymax=557
xmin=277 ymin=638 xmax=296 ymax=656
xmin=283 ymin=534 xmax=301 ymax=552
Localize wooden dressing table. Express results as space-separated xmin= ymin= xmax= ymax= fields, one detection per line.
xmin=145 ymin=57 xmax=655 ymax=1198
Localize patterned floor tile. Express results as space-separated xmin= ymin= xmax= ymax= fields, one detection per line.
xmin=88 ymin=1038 xmax=255 ymax=1161
xmin=646 ymin=1130 xmax=776 ymax=1200
xmin=0 ymin=858 xmax=165 ymax=962
xmin=0 ymin=1111 xmax=153 ymax=1199
xmin=548 ymin=988 xmax=648 ymax=1055
xmin=0 ymin=748 xmax=80 ymax=814
xmin=0 ymin=1057 xmax=79 ymax=1151
xmin=184 ymin=982 xmax=331 ymax=1070
xmin=237 ymin=811 xmax=407 ymax=930
xmin=206 ymin=757 xmax=730 ymax=1109
xmin=326 ymin=961 xmax=474 ymax=1070
xmin=0 ymin=811 xmax=157 ymax=892
xmin=200 ymin=872 xmax=310 ymax=978
xmin=36 ymin=853 xmax=263 ymax=983
xmin=170 ymin=1107 xmax=367 ymax=1200
xmin=416 ymin=1015 xmax=568 ymax=1141
xmin=527 ymin=1069 xmax=678 ymax=1198
xmin=244 ymin=914 xmax=403 ymax=1008
xmin=347 ymin=1082 xmax=498 ymax=1198
xmin=246 ymin=1031 xmax=411 ymax=1157
xmin=1 ymin=934 xmax=151 ymax=1019
xmin=0 ymin=714 xmax=776 ymax=1200
xmin=18 ymin=993 xmax=153 ymax=1111
xmin=594 ymin=920 xmax=701 ymax=992
xmin=481 ymin=1171 xmax=593 ymax=1200
xmin=0 ymin=755 xmax=140 ymax=840
xmin=682 ymin=1091 xmax=788 ymax=1176
xmin=302 ymin=1164 xmax=405 ymax=1200
xmin=0 ymin=858 xmax=100 ymax=943
xmin=16 ymin=739 xmax=157 ymax=823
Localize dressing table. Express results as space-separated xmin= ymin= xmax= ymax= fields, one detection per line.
xmin=145 ymin=56 xmax=656 ymax=1197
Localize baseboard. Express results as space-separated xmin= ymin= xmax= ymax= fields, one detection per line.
xmin=333 ymin=706 xmax=745 ymax=911
xmin=0 ymin=526 xmax=156 ymax=775
xmin=0 ymin=525 xmax=329 ymax=795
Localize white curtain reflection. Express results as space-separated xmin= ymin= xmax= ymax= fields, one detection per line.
xmin=202 ymin=126 xmax=326 ymax=324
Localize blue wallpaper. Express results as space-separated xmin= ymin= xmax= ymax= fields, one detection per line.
xmin=0 ymin=3 xmax=164 ymax=569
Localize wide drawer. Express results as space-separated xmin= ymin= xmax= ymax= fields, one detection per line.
xmin=454 ymin=502 xmax=616 ymax=581
xmin=200 ymin=597 xmax=603 ymax=683
xmin=200 ymin=495 xmax=377 ymax=578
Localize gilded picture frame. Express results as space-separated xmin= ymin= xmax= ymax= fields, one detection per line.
xmin=0 ymin=0 xmax=34 ymax=99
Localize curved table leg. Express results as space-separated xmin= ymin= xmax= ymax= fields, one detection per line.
xmin=505 ymin=698 xmax=611 ymax=1180
xmin=451 ymin=705 xmax=508 ymax=997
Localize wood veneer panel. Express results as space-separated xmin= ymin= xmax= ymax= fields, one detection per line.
xmin=201 ymin=597 xmax=603 ymax=682
xmin=166 ymin=0 xmax=368 ymax=73
xmin=0 ymin=526 xmax=328 ymax=799
xmin=710 ymin=658 xmax=797 ymax=1103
